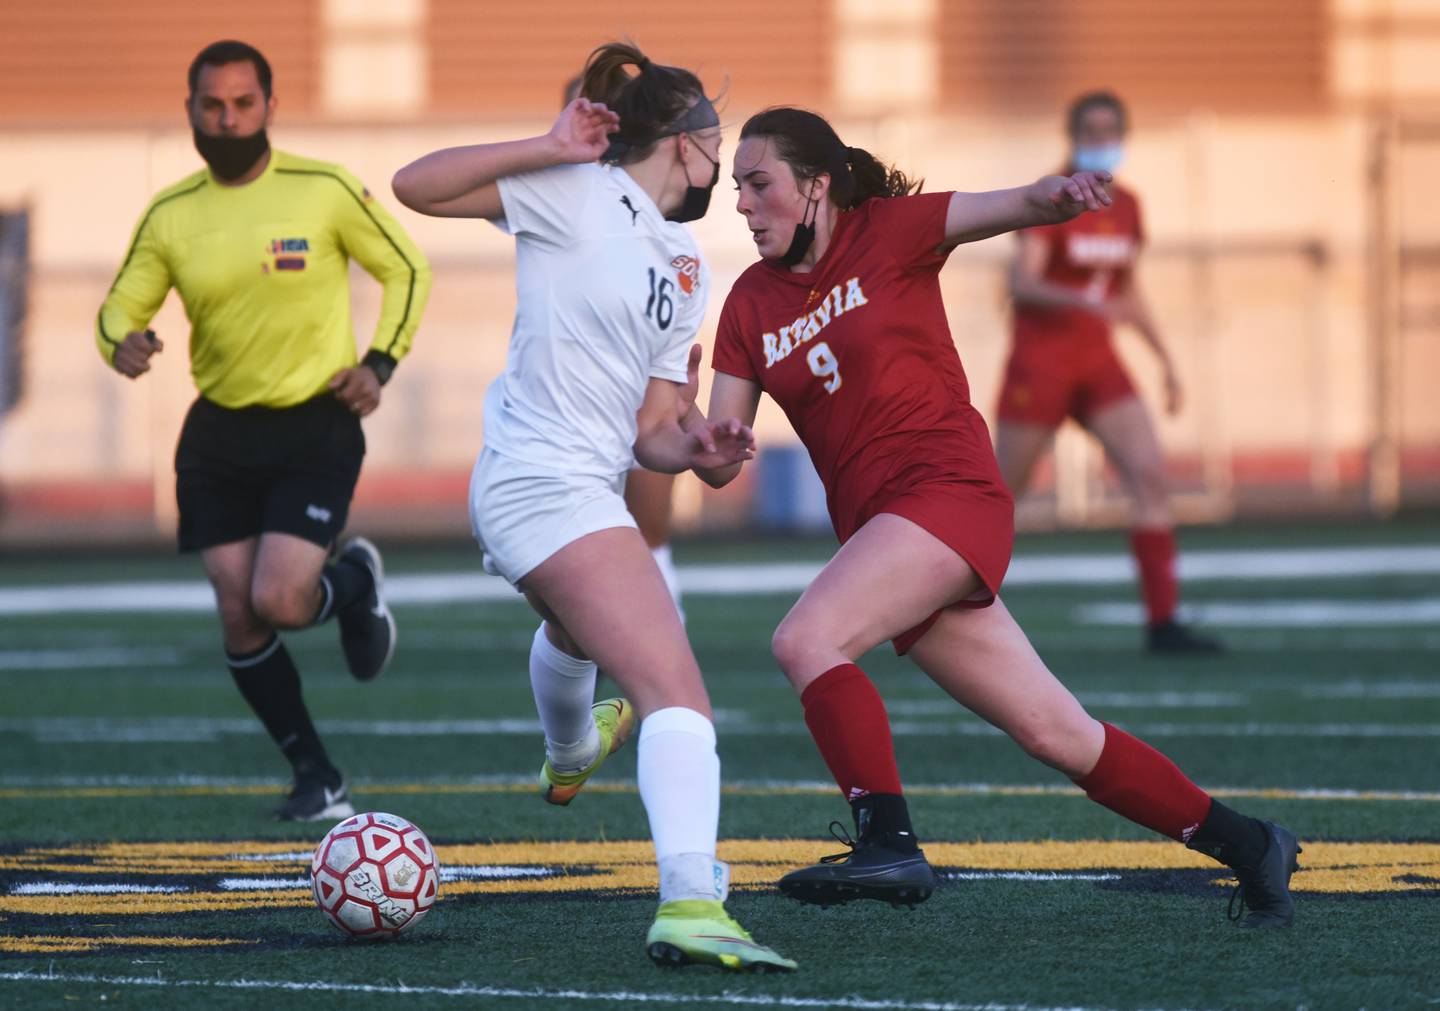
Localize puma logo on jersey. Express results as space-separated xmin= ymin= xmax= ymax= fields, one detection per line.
xmin=1066 ymin=234 xmax=1135 ymax=267
xmin=619 ymin=195 xmax=641 ymax=225
xmin=672 ymin=254 xmax=700 ymax=296
xmin=761 ymin=277 xmax=869 ymax=368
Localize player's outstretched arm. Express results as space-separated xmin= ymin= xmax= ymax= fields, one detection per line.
xmin=633 ymin=381 xmax=757 ymax=477
xmin=1113 ymin=270 xmax=1184 ymax=414
xmin=391 ymin=98 xmax=620 ymax=219
xmin=693 ymin=372 xmax=763 ymax=489
xmin=943 ymin=171 xmax=1113 ymax=247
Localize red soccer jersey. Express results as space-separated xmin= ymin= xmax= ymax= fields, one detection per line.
xmin=1012 ymin=184 xmax=1143 ymax=345
xmin=713 ymin=192 xmax=1009 ymax=546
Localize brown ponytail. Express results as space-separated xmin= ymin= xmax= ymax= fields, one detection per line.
xmin=578 ymin=42 xmax=707 ymax=164
xmin=740 ymin=107 xmax=921 ymax=209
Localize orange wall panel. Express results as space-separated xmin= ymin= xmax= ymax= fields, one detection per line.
xmin=427 ymin=0 xmax=832 ymax=118
xmin=940 ymin=0 xmax=1330 ymax=115
xmin=0 ymin=1 xmax=320 ymax=124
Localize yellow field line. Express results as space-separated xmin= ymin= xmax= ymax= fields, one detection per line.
xmin=2 ymin=782 xmax=1438 ymax=802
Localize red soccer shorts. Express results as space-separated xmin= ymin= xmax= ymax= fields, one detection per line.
xmin=996 ymin=338 xmax=1138 ymax=428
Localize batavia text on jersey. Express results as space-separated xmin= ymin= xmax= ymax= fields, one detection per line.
xmin=762 ymin=276 xmax=869 ymax=368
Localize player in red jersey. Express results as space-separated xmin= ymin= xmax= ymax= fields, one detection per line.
xmin=999 ymin=91 xmax=1219 ymax=654
xmin=697 ymin=107 xmax=1298 ymax=926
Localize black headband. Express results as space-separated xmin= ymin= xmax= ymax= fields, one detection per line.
xmin=603 ymin=95 xmax=719 ymax=162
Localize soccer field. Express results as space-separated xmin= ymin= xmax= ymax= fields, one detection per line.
xmin=2 ymin=518 xmax=1438 ymax=1010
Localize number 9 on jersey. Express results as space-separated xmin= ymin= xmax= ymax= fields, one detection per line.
xmin=807 ymin=341 xmax=842 ymax=393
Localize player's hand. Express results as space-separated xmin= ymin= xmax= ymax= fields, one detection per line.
xmin=112 ymin=329 xmax=162 ymax=379
xmin=548 ymin=98 xmax=621 ymax=164
xmin=690 ymin=417 xmax=756 ymax=470
xmin=329 ymin=365 xmax=382 ymax=417
xmin=677 ymin=344 xmax=704 ymax=417
xmin=1037 ymin=171 xmax=1112 ymax=222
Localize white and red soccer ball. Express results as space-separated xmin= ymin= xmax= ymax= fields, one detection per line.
xmin=311 ymin=812 xmax=439 ymax=938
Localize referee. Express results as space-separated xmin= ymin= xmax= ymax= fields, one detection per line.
xmin=96 ymin=40 xmax=432 ymax=821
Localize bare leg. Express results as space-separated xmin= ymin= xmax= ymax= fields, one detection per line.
xmin=1083 ymin=396 xmax=1171 ymax=528
xmin=521 ymin=526 xmax=707 ymax=719
xmin=248 ymin=532 xmax=332 ymax=630
xmin=907 ymin=599 xmax=1105 ymax=777
xmin=625 ymin=468 xmax=684 ymax=620
xmin=994 ymin=420 xmax=1057 ymax=498
xmin=202 ymin=536 xmax=342 ymax=797
xmin=521 ymin=526 xmax=724 ymax=906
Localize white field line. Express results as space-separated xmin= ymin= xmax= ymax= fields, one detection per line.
xmin=0 ymin=544 xmax=1436 ymax=616
xmin=1302 ymin=681 xmax=1440 ymax=699
xmin=942 ymin=872 xmax=1122 ymax=883
xmin=8 ymin=714 xmax=1440 ymax=743
xmin=9 ymin=882 xmax=184 ymax=895
xmin=1078 ymin=598 xmax=1440 ymax=627
xmin=4 ymin=773 xmax=1440 ymax=803
xmin=214 ymin=866 xmax=557 ymax=891
xmin=0 ymin=969 xmax=1144 ymax=1011
xmin=0 ymin=647 xmax=183 ymax=670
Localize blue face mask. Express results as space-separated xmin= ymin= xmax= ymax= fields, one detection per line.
xmin=1072 ymin=143 xmax=1125 ymax=175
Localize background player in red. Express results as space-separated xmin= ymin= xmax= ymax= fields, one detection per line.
xmin=698 ymin=107 xmax=1298 ymax=927
xmin=998 ymin=91 xmax=1219 ymax=653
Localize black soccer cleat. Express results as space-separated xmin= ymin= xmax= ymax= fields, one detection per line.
xmin=779 ymin=822 xmax=937 ymax=909
xmin=273 ymin=771 xmax=355 ymax=822
xmin=336 ymin=536 xmax=396 ymax=682
xmin=1147 ymin=618 xmax=1223 ymax=655
xmin=1226 ymin=821 xmax=1302 ymax=928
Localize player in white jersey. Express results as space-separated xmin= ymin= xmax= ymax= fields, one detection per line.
xmin=392 ymin=42 xmax=796 ymax=973
xmin=563 ymin=72 xmax=688 ymax=623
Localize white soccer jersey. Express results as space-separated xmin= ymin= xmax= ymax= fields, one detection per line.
xmin=484 ymin=161 xmax=709 ymax=478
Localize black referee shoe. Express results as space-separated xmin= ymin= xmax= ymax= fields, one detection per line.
xmin=274 ymin=769 xmax=355 ymax=822
xmin=337 ymin=537 xmax=396 ymax=682
xmin=1147 ymin=618 xmax=1223 ymax=654
xmin=779 ymin=822 xmax=937 ymax=909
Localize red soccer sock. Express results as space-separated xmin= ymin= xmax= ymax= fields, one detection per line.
xmin=1074 ymin=722 xmax=1213 ymax=842
xmin=1130 ymin=527 xmax=1179 ymax=626
xmin=800 ymin=663 xmax=904 ymax=800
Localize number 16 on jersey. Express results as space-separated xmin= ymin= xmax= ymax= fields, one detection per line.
xmin=807 ymin=341 xmax=842 ymax=393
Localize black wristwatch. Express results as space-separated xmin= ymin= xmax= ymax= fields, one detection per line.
xmin=361 ymin=349 xmax=398 ymax=386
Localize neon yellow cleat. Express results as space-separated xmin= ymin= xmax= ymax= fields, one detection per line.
xmin=539 ymin=697 xmax=635 ymax=806
xmin=645 ymin=899 xmax=798 ymax=973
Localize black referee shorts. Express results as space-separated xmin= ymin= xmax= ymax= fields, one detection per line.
xmin=175 ymin=394 xmax=366 ymax=553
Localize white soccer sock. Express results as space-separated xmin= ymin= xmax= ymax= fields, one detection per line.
xmin=528 ymin=623 xmax=601 ymax=772
xmin=650 ymin=544 xmax=685 ymax=625
xmin=638 ymin=706 xmax=724 ymax=903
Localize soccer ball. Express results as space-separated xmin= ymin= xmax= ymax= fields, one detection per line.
xmin=311 ymin=811 xmax=440 ymax=939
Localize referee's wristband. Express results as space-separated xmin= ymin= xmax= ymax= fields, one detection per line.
xmin=361 ymin=349 xmax=398 ymax=386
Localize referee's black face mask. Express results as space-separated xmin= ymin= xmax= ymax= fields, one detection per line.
xmin=193 ymin=127 xmax=270 ymax=182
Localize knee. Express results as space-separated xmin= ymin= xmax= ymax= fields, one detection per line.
xmin=214 ymin=591 xmax=267 ymax=648
xmin=769 ymin=618 xmax=812 ymax=686
xmin=250 ymin=579 xmax=316 ymax=630
xmin=1009 ymin=712 xmax=1097 ymax=778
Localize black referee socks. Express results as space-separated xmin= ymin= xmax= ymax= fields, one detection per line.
xmin=311 ymin=557 xmax=373 ymax=626
xmin=226 ymin=634 xmax=336 ymax=777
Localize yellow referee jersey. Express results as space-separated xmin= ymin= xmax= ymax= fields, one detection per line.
xmin=97 ymin=149 xmax=431 ymax=408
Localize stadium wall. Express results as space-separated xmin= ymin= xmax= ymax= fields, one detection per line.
xmin=1 ymin=0 xmax=1438 ymax=545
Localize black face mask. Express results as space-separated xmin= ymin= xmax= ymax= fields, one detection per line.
xmin=192 ymin=126 xmax=270 ymax=182
xmin=667 ymin=139 xmax=721 ymax=223
xmin=779 ymin=190 xmax=821 ymax=268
